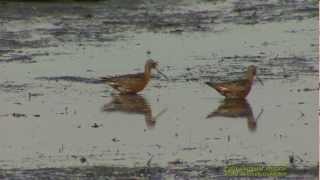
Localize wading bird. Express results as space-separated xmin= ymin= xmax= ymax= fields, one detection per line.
xmin=205 ymin=65 xmax=263 ymax=99
xmin=100 ymin=59 xmax=168 ymax=94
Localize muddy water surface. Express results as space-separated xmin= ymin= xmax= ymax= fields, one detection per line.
xmin=0 ymin=0 xmax=318 ymax=179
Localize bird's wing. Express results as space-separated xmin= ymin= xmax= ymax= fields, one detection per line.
xmin=206 ymin=79 xmax=248 ymax=91
xmin=100 ymin=73 xmax=144 ymax=82
xmin=100 ymin=73 xmax=145 ymax=93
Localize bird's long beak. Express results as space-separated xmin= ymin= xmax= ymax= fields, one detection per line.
xmin=256 ymin=76 xmax=264 ymax=86
xmin=156 ymin=68 xmax=169 ymax=80
xmin=152 ymin=108 xmax=168 ymax=121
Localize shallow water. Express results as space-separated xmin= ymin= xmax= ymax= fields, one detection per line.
xmin=0 ymin=0 xmax=318 ymax=178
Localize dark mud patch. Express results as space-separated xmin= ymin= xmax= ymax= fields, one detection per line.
xmin=11 ymin=112 xmax=27 ymax=118
xmin=293 ymin=87 xmax=319 ymax=92
xmin=0 ymin=32 xmax=58 ymax=60
xmin=0 ymin=165 xmax=317 ymax=179
xmin=230 ymin=0 xmax=318 ymax=24
xmin=90 ymin=123 xmax=102 ymax=128
xmin=0 ymin=112 xmax=41 ymax=118
xmin=0 ymin=0 xmax=317 ymax=58
xmin=36 ymin=75 xmax=167 ymax=84
xmin=0 ymin=38 xmax=53 ymax=50
xmin=0 ymin=113 xmax=27 ymax=118
xmin=35 ymin=76 xmax=104 ymax=84
xmin=0 ymin=81 xmax=30 ymax=93
xmin=0 ymin=49 xmax=14 ymax=56
xmin=0 ymin=53 xmax=35 ymax=63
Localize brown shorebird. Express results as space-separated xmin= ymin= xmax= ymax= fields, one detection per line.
xmin=205 ymin=65 xmax=263 ymax=99
xmin=100 ymin=59 xmax=168 ymax=94
xmin=206 ymin=99 xmax=259 ymax=131
xmin=102 ymin=94 xmax=167 ymax=129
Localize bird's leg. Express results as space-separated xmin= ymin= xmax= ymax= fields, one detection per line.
xmin=152 ymin=108 xmax=168 ymax=121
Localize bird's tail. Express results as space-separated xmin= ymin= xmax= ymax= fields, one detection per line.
xmin=205 ymin=82 xmax=217 ymax=88
xmin=206 ymin=111 xmax=219 ymax=119
xmin=99 ymin=76 xmax=112 ymax=82
xmin=205 ymin=82 xmax=227 ymax=95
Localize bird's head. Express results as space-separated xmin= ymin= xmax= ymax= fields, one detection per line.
xmin=247 ymin=65 xmax=257 ymax=76
xmin=247 ymin=65 xmax=263 ymax=86
xmin=145 ymin=59 xmax=169 ymax=80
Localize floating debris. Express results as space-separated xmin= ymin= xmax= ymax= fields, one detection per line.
xmin=182 ymin=147 xmax=197 ymax=151
xmin=84 ymin=14 xmax=93 ymax=19
xmin=297 ymin=111 xmax=305 ymax=120
xmin=91 ymin=123 xmax=102 ymax=128
xmin=35 ymin=76 xmax=104 ymax=84
xmin=289 ymin=155 xmax=294 ymax=164
xmin=28 ymin=92 xmax=44 ymax=101
xmin=12 ymin=113 xmax=27 ymax=118
xmin=80 ymin=157 xmax=87 ymax=164
xmin=112 ymin=137 xmax=120 ymax=142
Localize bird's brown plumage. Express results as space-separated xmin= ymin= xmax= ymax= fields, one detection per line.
xmin=100 ymin=59 xmax=166 ymax=94
xmin=206 ymin=65 xmax=257 ymax=99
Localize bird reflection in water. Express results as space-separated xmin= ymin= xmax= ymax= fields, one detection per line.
xmin=102 ymin=94 xmax=167 ymax=129
xmin=206 ymin=99 xmax=263 ymax=132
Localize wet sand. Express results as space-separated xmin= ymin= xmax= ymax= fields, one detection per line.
xmin=0 ymin=0 xmax=318 ymax=179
